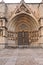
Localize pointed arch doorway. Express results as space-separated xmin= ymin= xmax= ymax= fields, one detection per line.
xmin=16 ymin=23 xmax=30 ymax=47
xmin=7 ymin=0 xmax=39 ymax=48
xmin=13 ymin=13 xmax=39 ymax=47
xmin=7 ymin=12 xmax=39 ymax=48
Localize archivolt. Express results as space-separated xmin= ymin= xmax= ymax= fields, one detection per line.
xmin=7 ymin=12 xmax=39 ymax=31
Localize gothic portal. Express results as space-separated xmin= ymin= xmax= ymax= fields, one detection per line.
xmin=0 ymin=0 xmax=43 ymax=49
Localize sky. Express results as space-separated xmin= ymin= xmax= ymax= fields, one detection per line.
xmin=0 ymin=0 xmax=42 ymax=3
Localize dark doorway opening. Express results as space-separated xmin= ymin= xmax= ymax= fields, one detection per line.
xmin=18 ymin=31 xmax=29 ymax=47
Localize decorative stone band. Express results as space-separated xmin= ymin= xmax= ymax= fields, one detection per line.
xmin=8 ymin=31 xmax=39 ymax=42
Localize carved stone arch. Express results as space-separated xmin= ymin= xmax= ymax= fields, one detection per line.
xmin=7 ymin=0 xmax=39 ymax=31
xmin=7 ymin=7 xmax=40 ymax=47
xmin=7 ymin=12 xmax=39 ymax=33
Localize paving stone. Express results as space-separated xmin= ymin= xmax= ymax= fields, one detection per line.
xmin=0 ymin=49 xmax=43 ymax=65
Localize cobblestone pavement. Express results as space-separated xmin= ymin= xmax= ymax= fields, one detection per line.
xmin=0 ymin=48 xmax=43 ymax=65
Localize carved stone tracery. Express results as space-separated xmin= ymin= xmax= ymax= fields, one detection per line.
xmin=15 ymin=4 xmax=31 ymax=14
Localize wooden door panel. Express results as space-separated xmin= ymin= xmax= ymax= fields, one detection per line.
xmin=24 ymin=32 xmax=29 ymax=45
xmin=18 ymin=32 xmax=23 ymax=45
xmin=18 ymin=31 xmax=29 ymax=46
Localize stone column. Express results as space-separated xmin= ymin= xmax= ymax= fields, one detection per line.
xmin=0 ymin=17 xmax=7 ymax=49
xmin=38 ymin=18 xmax=43 ymax=47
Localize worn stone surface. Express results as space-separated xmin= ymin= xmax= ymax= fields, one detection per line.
xmin=0 ymin=48 xmax=43 ymax=65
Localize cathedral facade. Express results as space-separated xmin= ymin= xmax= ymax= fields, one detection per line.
xmin=0 ymin=0 xmax=43 ymax=49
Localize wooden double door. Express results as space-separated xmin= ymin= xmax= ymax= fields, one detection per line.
xmin=18 ymin=31 xmax=29 ymax=46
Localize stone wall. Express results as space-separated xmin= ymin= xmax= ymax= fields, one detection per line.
xmin=0 ymin=1 xmax=43 ymax=49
